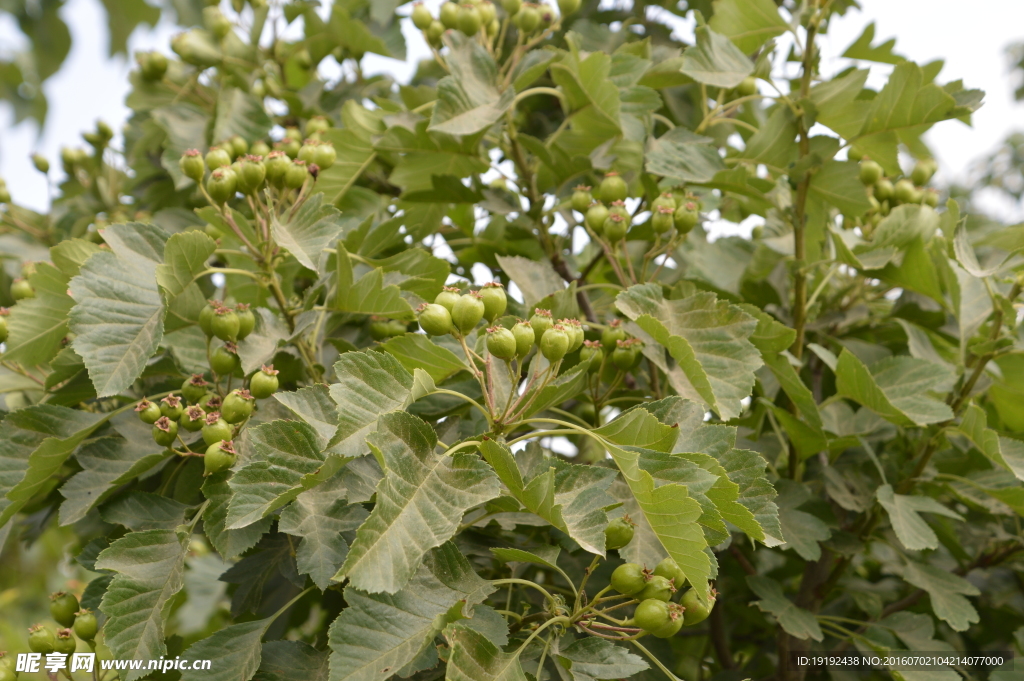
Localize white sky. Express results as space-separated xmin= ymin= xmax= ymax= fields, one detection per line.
xmin=0 ymin=0 xmax=1022 ymax=222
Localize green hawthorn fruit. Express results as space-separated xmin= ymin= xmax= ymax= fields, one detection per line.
xmin=599 ymin=172 xmax=628 ymax=203
xmin=512 ymin=321 xmax=535 ymax=358
xmin=313 ymin=143 xmax=336 ymax=170
xmin=680 ymin=588 xmax=714 ymax=625
xmin=652 ymin=206 xmax=675 ymax=234
xmin=204 ymin=440 xmax=237 ymax=475
xmin=180 ymin=149 xmax=205 ymax=182
xmin=571 ymin=185 xmax=593 ymax=213
xmin=426 ymin=20 xmax=445 ymax=46
xmin=537 ymin=3 xmax=554 ymax=26
xmin=212 ymin=307 xmax=240 ymax=341
xmin=368 ymin=317 xmax=392 ymax=341
xmin=171 ymin=29 xmax=222 ymax=67
xmin=153 ymin=417 xmax=179 ymax=447
xmin=653 ymin=557 xmax=686 ymax=590
xmin=235 ymin=304 xmax=255 ymax=340
xmin=480 ymin=282 xmax=507 ymax=322
xmin=859 ymin=159 xmax=883 ymax=185
xmin=138 ymin=50 xmax=168 ymax=81
xmin=440 ymin=1 xmax=459 ymax=27
xmin=612 ymin=340 xmax=637 ymax=370
xmin=0 ymin=653 xmax=13 ymax=674
xmin=651 ymin=192 xmax=676 ymax=212
xmin=210 ymin=345 xmax=240 ymax=375
xmin=579 ymin=340 xmax=602 ymax=369
xmin=452 ymin=292 xmax=486 ymax=334
xmin=229 ymin=136 xmax=248 ymax=158
xmin=894 ymin=178 xmax=917 ymax=204
xmin=674 ymin=201 xmax=699 ymax=234
xmin=306 ymin=116 xmax=331 ymax=136
xmin=0 ymin=185 xmax=9 ymax=204
xmin=160 ymin=394 xmax=184 ymax=420
xmin=236 ymin=156 xmax=266 ymax=194
xmin=207 ymin=168 xmax=237 ymax=204
xmin=50 ymin=592 xmax=79 ymax=628
xmin=457 ymin=4 xmax=482 ymax=35
xmin=203 ymin=6 xmax=232 ymax=38
xmin=199 ymin=393 xmax=222 ymax=413
xmin=135 ymin=400 xmax=162 ymax=424
xmin=604 ymin=517 xmax=634 ymax=549
xmin=585 ymin=202 xmax=610 ymax=233
xmin=284 ymin=160 xmax=309 ymax=189
xmin=435 ymin=286 xmax=462 ymax=312
xmin=250 ymin=365 xmax=279 ymax=399
xmin=28 ymin=625 xmax=56 ymax=654
xmin=502 ymin=0 xmax=522 ymax=13
xmin=603 ymin=214 xmax=628 ymax=241
xmin=610 ymin=563 xmax=647 ymax=595
xmin=874 ymin=178 xmax=894 ymax=202
xmin=561 ymin=319 xmax=584 ymax=352
xmin=54 ymin=629 xmax=76 ymax=655
xmin=637 ymin=574 xmax=675 ymax=602
xmin=923 ymin=188 xmax=939 ymax=207
xmin=608 ymin=201 xmax=629 ymax=221
xmin=264 ymin=151 xmax=290 ymax=184
xmin=0 ymin=313 xmax=8 ymax=343
xmin=10 ymin=278 xmax=34 ymax=300
xmin=198 ymin=300 xmax=220 ymax=337
xmin=911 ymin=158 xmax=937 ymax=186
xmin=205 ymin=146 xmax=232 ymax=170
xmin=515 ymin=4 xmax=540 ymax=32
xmin=736 ymin=76 xmax=757 ymax=97
xmin=412 ymin=2 xmax=434 ymax=29
xmin=557 ymin=0 xmax=580 ymax=14
xmin=180 ymin=405 xmax=206 ymax=432
xmin=529 ymin=308 xmax=553 ymax=338
xmin=634 ymin=598 xmax=670 ymax=632
xmin=418 ymin=303 xmax=453 ymax=336
xmin=486 ymin=326 xmax=517 ymax=360
xmin=202 ymin=414 xmax=233 ymax=445
xmin=297 ymin=140 xmax=319 ymax=164
xmin=540 ymin=325 xmax=569 ymax=361
xmin=72 ymin=610 xmax=98 ymax=641
xmin=250 ymin=140 xmax=271 ymax=157
xmin=651 ymin=603 xmax=685 ymax=638
xmin=30 ymin=153 xmax=48 ymax=174
xmin=479 ymin=0 xmax=497 ymax=24
xmin=221 ymin=389 xmax=255 ymax=424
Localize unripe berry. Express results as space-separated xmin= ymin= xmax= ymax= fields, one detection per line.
xmin=673 ymin=201 xmax=699 ymax=234
xmin=502 ymin=0 xmax=522 ymax=14
xmin=204 ymin=440 xmax=237 ymax=475
xmin=599 ymin=171 xmax=628 ymax=202
xmin=435 ymin=286 xmax=462 ymax=312
xmin=585 ymin=202 xmax=609 ymax=233
xmin=160 ymin=394 xmax=184 ymax=420
xmin=537 ymin=3 xmax=554 ymax=26
xmin=604 ymin=516 xmax=635 ymax=549
xmin=153 ymin=416 xmax=179 ymax=447
xmin=54 ymin=629 xmax=77 ymax=655
xmin=0 ymin=309 xmax=8 ymax=344
xmin=557 ymin=0 xmax=580 ymax=15
xmin=28 ymin=625 xmax=56 ymax=654
xmin=180 ymin=149 xmax=205 ymax=182
xmin=50 ymin=592 xmax=80 ymax=628
xmin=893 ymin=178 xmax=917 ymax=205
xmin=313 ymin=143 xmax=336 ymax=170
xmin=135 ymin=399 xmax=162 ymax=424
xmin=651 ymin=192 xmax=676 ymax=212
xmin=284 ymin=160 xmax=309 ymax=189
xmin=515 ymin=3 xmax=540 ymax=32
xmin=480 ymin=282 xmax=507 ymax=322
xmin=529 ymin=308 xmax=553 ymax=338
xmin=486 ymin=326 xmax=517 ymax=360
xmin=603 ymin=214 xmax=627 ymax=241
xmin=563 ymin=318 xmax=584 ymax=352
xmin=306 ymin=116 xmax=331 ymax=136
xmin=207 ymin=168 xmax=237 ymax=204
xmin=250 ymin=365 xmax=280 ymax=399
xmin=229 ymin=135 xmax=248 ymax=158
xmin=680 ymin=588 xmax=715 ymax=625
xmin=199 ymin=299 xmax=220 ymax=337
xmin=736 ymin=75 xmax=757 ymax=97
xmin=457 ymin=4 xmax=482 ymax=35
xmin=11 ymin=278 xmax=34 ymax=300
xmin=210 ymin=344 xmax=240 ymax=375
xmin=652 ymin=206 xmax=674 ymax=234
xmin=440 ymin=2 xmax=459 ymax=28
xmin=412 ymin=2 xmax=433 ymax=29
xmin=278 ymin=138 xmax=301 ymax=159
xmin=250 ymin=140 xmax=271 ymax=157
xmin=236 ymin=156 xmax=266 ymax=194
xmin=579 ymin=340 xmax=602 ymax=369
xmin=911 ymin=158 xmax=937 ymax=186
xmin=479 ymin=1 xmax=497 ymax=25
xmin=512 ymin=321 xmax=535 ymax=358
xmin=180 ymin=405 xmax=206 ymax=432
xmin=235 ymin=303 xmax=255 ymax=340
xmin=426 ymin=20 xmax=445 ymax=46
xmin=138 ymin=50 xmax=168 ymax=81
xmin=571 ymin=185 xmax=593 ymax=213
xmin=31 ymin=153 xmax=49 ymax=174
xmin=859 ymin=159 xmax=883 ymax=185
xmin=203 ymin=6 xmax=232 ymax=39
xmin=73 ymin=610 xmax=98 ymax=641
xmin=221 ymin=388 xmax=255 ymax=424
xmin=202 ymin=413 xmax=233 ymax=445
xmin=172 ymin=30 xmax=222 ymax=67
xmin=417 ymin=303 xmax=453 ymax=336
xmin=212 ymin=307 xmax=240 ymax=341
xmin=264 ymin=150 xmax=290 ymax=185
xmin=923 ymin=188 xmax=939 ymax=207
xmin=540 ymin=325 xmax=569 ymax=361
xmin=874 ymin=178 xmax=894 ymax=202
xmin=452 ymin=292 xmax=486 ymax=334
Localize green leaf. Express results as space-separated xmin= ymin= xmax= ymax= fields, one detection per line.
xmin=153 ymin=104 xmax=209 ymax=189
xmin=98 ymin=0 xmax=159 ymax=56
xmin=859 ymin=62 xmax=957 ymax=137
xmin=0 ymin=404 xmax=105 ymax=527
xmin=274 ymin=384 xmax=340 ymax=447
xmin=59 ymin=427 xmax=172 ymax=525
xmin=1 ymin=262 xmax=73 ymax=366
xmin=902 ymin=561 xmax=979 ymax=632
xmin=100 ymin=491 xmax=189 ymax=531
xmin=255 ymin=641 xmax=328 ymax=681
xmin=227 ymin=420 xmax=343 ymax=529
xmin=617 ymin=284 xmax=761 ymax=420
xmin=747 ymin=575 xmax=823 ymax=641
xmin=333 ymin=243 xmax=414 ymax=319
xmin=317 ymin=129 xmax=377 ymax=205
xmin=213 ymin=87 xmax=273 ymax=144
xmin=50 ymin=238 xmax=102 ymax=279
xmin=444 ymin=624 xmax=529 ymax=681
xmin=644 ymin=128 xmax=727 ymax=185
xmin=379 ymin=334 xmax=467 ymax=384
xmin=429 ymin=32 xmax=514 ymax=137
xmin=480 ymin=440 xmax=617 ymax=555
xmin=496 ymin=255 xmax=567 ymax=309
xmin=594 ymin=409 xmax=716 ymax=605
xmin=762 ymin=353 xmax=823 ymax=430
xmin=370 ymin=248 xmax=450 ymax=301
xmin=271 ymin=194 xmax=352 ymax=272
xmin=556 ymin=638 xmax=649 ymax=680
xmin=327 ymin=350 xmax=415 ymax=457
xmin=550 ymin=41 xmax=621 ymax=134
xmin=180 ymin=618 xmax=272 ymax=681
xmin=835 ymin=350 xmax=954 ymax=427
xmin=96 ymin=528 xmax=190 ymax=680
xmin=738 ymin=304 xmax=796 ymax=354
xmin=156 ymin=230 xmax=216 ymax=330
xmin=808 ymin=160 xmax=873 ymax=216
xmin=279 ymin=475 xmax=369 ymax=589
xmin=775 ymin=480 xmax=831 ymax=561
xmin=708 ymin=0 xmax=789 ymax=54
xmin=336 ymin=411 xmax=499 ymax=593
xmin=202 ymin=472 xmax=273 ymax=559
xmin=739 ymin=107 xmax=798 ymax=169
xmin=876 ymin=484 xmax=962 ymax=551
xmin=680 ymin=25 xmax=754 ymax=89
xmin=958 ymin=404 xmax=1024 ymax=482
xmin=954 ymin=220 xmax=1011 ymax=277
xmin=328 ymin=543 xmax=494 ymax=681
xmin=70 ymin=222 xmax=167 ymax=397
xmin=841 ymin=22 xmax=904 ymax=64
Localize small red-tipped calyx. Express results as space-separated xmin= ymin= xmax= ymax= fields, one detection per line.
xmin=260 ymin=364 xmax=279 ymax=376
xmin=161 ymin=394 xmax=181 ymax=409
xmin=205 ymin=411 xmax=223 ymax=426
xmin=154 ymin=416 xmax=173 ymax=432
xmin=135 ymin=400 xmax=154 ymax=412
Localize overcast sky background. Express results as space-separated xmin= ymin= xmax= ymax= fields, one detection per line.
xmin=0 ymin=0 xmax=1022 ymax=223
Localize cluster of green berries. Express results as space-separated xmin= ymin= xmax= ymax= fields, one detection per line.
xmin=412 ymin=0 xmax=576 ymax=46
xmin=853 ymin=155 xmax=939 ymax=234
xmin=575 ymin=319 xmax=644 ymax=371
xmin=369 ymin=316 xmax=411 ymax=340
xmin=17 ymin=591 xmax=101 ymax=670
xmin=575 ymin=173 xmax=699 ymax=245
xmin=609 ymin=559 xmax=715 ymax=638
xmin=3 ymin=262 xmax=38 ymax=342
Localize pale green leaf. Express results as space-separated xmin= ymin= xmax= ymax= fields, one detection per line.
xmin=644 ymin=128 xmax=727 ymax=185
xmin=775 ymin=481 xmax=831 ymax=561
xmin=876 ymin=484 xmax=962 ymax=551
xmin=337 ymin=411 xmax=499 ymax=593
xmin=50 ymin=238 xmax=102 ymax=279
xmin=902 ymin=562 xmax=979 ymax=632
xmin=380 ymin=333 xmax=467 ymax=384
xmin=70 ymin=222 xmax=167 ymax=397
xmin=255 ymin=641 xmax=328 ymax=681
xmin=327 ymin=350 xmax=414 ymax=457
xmin=271 ymin=194 xmax=352 ymax=272
xmin=841 ymin=22 xmax=904 ymax=64
xmin=495 ymin=255 xmax=566 ymax=309
xmin=213 ymin=87 xmax=273 ymax=144
xmin=859 ymin=62 xmax=957 ymax=137
xmin=430 ymin=32 xmax=514 ymax=136
xmin=808 ymin=160 xmax=873 ymax=216
xmin=156 ymin=230 xmax=216 ymax=330
xmin=556 ymin=638 xmax=648 ymax=680
xmin=202 ymin=471 xmax=273 ymax=559
xmin=180 ymin=618 xmax=271 ymax=681
xmin=835 ymin=350 xmax=954 ymax=427
xmin=680 ymin=25 xmax=754 ymax=89
xmin=747 ymin=575 xmax=823 ymax=641
xmin=444 ymin=624 xmax=529 ymax=681
xmin=100 ymin=491 xmax=189 ymax=531
xmin=318 ymin=129 xmax=377 ymax=205
xmin=708 ymin=0 xmax=788 ymax=54
xmin=958 ymin=404 xmax=1024 ymax=482
xmin=2 ymin=262 xmax=73 ymax=366
xmin=97 ymin=528 xmax=191 ymax=680
xmin=274 ymin=384 xmax=340 ymax=447
xmin=333 ymin=243 xmax=414 ymax=319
